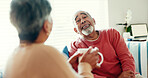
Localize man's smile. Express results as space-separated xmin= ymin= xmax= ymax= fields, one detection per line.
xmin=81 ymin=24 xmax=90 ymax=30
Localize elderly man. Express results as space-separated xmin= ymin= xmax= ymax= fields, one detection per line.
xmin=4 ymin=0 xmax=99 ymax=78
xmin=68 ymin=10 xmax=136 ymax=78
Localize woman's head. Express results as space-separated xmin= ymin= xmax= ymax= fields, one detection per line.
xmin=10 ymin=0 xmax=52 ymax=42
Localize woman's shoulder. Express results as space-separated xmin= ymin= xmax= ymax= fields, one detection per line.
xmin=31 ymin=43 xmax=56 ymax=50
xmin=33 ymin=44 xmax=60 ymax=55
xmin=34 ymin=44 xmax=68 ymax=62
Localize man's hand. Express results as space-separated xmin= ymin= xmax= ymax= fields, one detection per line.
xmin=80 ymin=47 xmax=100 ymax=69
xmin=118 ymin=70 xmax=135 ymax=78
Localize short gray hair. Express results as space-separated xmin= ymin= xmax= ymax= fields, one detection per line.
xmin=10 ymin=0 xmax=52 ymax=42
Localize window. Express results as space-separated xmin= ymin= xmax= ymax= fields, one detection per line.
xmin=46 ymin=0 xmax=109 ymax=51
xmin=0 ymin=0 xmax=108 ymax=67
xmin=0 ymin=0 xmax=19 ymax=67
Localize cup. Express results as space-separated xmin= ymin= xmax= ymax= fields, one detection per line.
xmin=77 ymin=47 xmax=104 ymax=67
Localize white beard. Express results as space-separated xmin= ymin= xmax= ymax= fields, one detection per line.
xmin=82 ymin=26 xmax=93 ymax=36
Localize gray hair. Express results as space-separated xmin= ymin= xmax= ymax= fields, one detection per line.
xmin=10 ymin=0 xmax=52 ymax=42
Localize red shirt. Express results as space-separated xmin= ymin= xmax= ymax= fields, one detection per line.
xmin=69 ymin=28 xmax=135 ymax=78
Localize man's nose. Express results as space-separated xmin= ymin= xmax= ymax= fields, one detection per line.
xmin=81 ymin=19 xmax=85 ymax=24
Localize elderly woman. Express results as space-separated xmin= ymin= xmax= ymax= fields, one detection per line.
xmin=4 ymin=0 xmax=99 ymax=78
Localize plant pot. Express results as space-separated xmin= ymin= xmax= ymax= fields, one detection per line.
xmin=123 ymin=32 xmax=130 ymax=41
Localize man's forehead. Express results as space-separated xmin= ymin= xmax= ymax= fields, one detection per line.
xmin=75 ymin=11 xmax=87 ymax=16
xmin=74 ymin=11 xmax=88 ymax=20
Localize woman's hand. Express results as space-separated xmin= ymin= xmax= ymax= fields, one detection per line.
xmin=68 ymin=51 xmax=83 ymax=68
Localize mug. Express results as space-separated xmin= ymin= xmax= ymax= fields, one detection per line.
xmin=77 ymin=47 xmax=104 ymax=67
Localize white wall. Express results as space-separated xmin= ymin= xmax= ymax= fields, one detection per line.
xmin=108 ymin=0 xmax=148 ymax=34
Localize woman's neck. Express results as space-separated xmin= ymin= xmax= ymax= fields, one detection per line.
xmin=20 ymin=40 xmax=33 ymax=47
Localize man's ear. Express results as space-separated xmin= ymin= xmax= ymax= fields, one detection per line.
xmin=74 ymin=28 xmax=79 ymax=34
xmin=43 ymin=20 xmax=52 ymax=34
xmin=92 ymin=18 xmax=96 ymax=25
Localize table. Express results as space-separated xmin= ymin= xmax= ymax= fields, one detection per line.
xmin=126 ymin=41 xmax=147 ymax=78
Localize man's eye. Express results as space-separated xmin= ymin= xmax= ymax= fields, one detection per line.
xmin=83 ymin=17 xmax=86 ymax=18
xmin=83 ymin=16 xmax=87 ymax=18
xmin=76 ymin=20 xmax=80 ymax=23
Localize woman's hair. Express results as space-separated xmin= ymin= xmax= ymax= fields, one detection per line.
xmin=10 ymin=0 xmax=52 ymax=42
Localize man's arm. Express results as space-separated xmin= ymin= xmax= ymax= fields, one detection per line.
xmin=111 ymin=29 xmax=135 ymax=77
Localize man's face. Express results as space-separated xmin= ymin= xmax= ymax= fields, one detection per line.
xmin=74 ymin=11 xmax=95 ymax=36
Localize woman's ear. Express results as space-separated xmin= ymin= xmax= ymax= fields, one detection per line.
xmin=43 ymin=20 xmax=52 ymax=35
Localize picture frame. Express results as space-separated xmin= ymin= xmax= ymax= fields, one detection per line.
xmin=130 ymin=23 xmax=148 ymax=38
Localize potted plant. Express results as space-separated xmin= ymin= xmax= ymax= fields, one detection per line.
xmin=117 ymin=9 xmax=132 ymax=40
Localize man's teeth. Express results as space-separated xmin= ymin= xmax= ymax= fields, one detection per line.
xmin=82 ymin=25 xmax=89 ymax=29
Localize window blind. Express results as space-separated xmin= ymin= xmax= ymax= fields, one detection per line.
xmin=0 ymin=0 xmax=108 ymax=66
xmin=45 ymin=0 xmax=109 ymax=51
